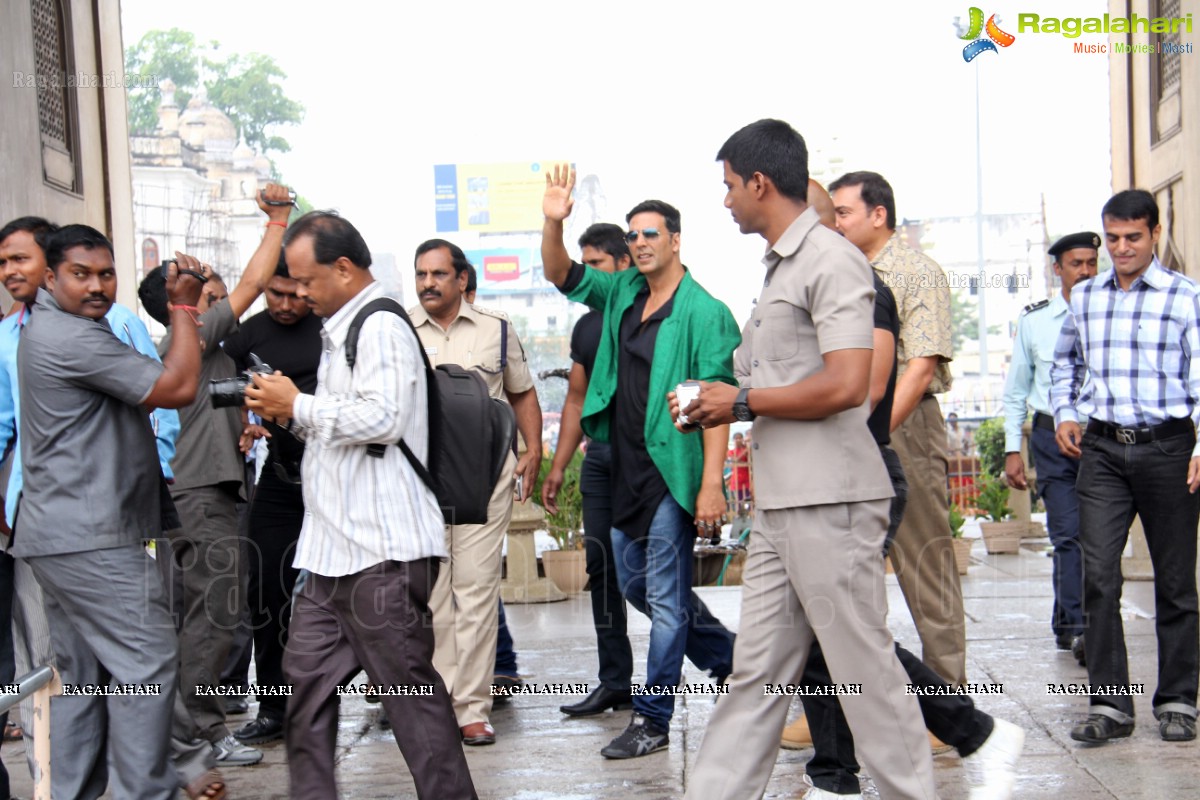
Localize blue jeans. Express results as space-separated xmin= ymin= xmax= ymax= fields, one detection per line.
xmin=612 ymin=494 xmax=735 ymax=730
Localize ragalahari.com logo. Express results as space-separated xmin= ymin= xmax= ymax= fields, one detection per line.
xmin=957 ymin=7 xmax=1016 ymax=61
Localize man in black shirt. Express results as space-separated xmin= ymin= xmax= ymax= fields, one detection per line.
xmin=223 ymin=256 xmax=323 ymax=745
xmin=793 ymin=185 xmax=1024 ymax=800
xmin=542 ymin=222 xmax=635 ymax=716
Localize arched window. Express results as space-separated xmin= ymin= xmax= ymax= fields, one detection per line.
xmin=142 ymin=238 xmax=160 ymax=273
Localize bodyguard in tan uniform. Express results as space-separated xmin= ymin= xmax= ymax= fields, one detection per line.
xmin=408 ymin=238 xmax=542 ymax=746
xmin=680 ymin=120 xmax=936 ymax=800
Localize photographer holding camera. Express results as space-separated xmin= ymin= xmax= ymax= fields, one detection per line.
xmin=12 ymin=225 xmax=207 ymax=800
xmin=219 ymin=253 xmax=322 ymax=746
xmin=148 ymin=183 xmax=293 ymax=767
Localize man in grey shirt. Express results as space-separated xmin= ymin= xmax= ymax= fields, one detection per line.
xmin=13 ymin=224 xmax=207 ymax=800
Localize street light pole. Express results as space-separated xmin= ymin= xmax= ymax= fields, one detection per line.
xmin=974 ymin=59 xmax=989 ymax=383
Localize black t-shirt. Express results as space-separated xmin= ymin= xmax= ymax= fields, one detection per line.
xmin=611 ymin=287 xmax=674 ymax=540
xmin=569 ymin=309 xmax=604 ymax=381
xmin=221 ymin=310 xmax=323 ymax=469
xmin=867 ymin=274 xmax=899 ymax=446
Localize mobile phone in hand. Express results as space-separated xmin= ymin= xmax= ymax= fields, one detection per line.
xmin=675 ymin=381 xmax=701 ymax=426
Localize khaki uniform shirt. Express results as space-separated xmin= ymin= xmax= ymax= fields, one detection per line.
xmin=408 ymin=301 xmax=534 ymax=400
xmin=735 ymin=207 xmax=893 ymax=509
xmin=871 ymin=233 xmax=953 ymax=394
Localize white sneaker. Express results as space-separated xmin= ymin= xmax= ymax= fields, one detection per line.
xmin=800 ymin=774 xmax=863 ymax=800
xmin=213 ymin=734 xmax=264 ymax=766
xmin=961 ymin=718 xmax=1024 ymax=800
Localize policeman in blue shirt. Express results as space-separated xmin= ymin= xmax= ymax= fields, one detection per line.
xmin=1001 ymin=231 xmax=1099 ymax=662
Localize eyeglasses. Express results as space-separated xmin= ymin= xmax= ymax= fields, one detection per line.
xmin=625 ymin=228 xmax=664 ymax=243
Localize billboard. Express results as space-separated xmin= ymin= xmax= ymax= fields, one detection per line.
xmin=434 ymin=161 xmax=570 ymax=234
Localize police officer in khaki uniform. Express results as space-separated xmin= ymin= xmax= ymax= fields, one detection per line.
xmin=408 ymin=239 xmax=542 ymax=746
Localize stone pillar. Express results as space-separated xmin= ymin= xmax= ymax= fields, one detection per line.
xmin=501 ymin=499 xmax=566 ymax=603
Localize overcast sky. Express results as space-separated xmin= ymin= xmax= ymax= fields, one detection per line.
xmin=120 ymin=0 xmax=1115 ymax=321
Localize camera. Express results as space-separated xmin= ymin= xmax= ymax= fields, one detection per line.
xmin=209 ymin=354 xmax=272 ymax=409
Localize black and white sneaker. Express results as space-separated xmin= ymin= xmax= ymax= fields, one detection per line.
xmin=600 ymin=713 xmax=669 ymax=759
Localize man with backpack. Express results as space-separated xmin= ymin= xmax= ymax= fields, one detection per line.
xmin=407 ymin=238 xmax=542 ymax=746
xmin=245 ymin=211 xmax=477 ymax=800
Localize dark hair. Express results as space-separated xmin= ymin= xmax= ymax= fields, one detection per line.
xmin=414 ymin=238 xmax=473 ymax=278
xmin=0 ymin=216 xmax=59 ymax=253
xmin=44 ymin=224 xmax=113 ymax=273
xmin=284 ymin=210 xmax=371 ymax=269
xmin=626 ymin=200 xmax=681 ymax=234
xmin=828 ymin=171 xmax=897 ymax=230
xmin=138 ymin=270 xmax=170 ymax=326
xmin=465 ymin=263 xmax=477 ymax=294
xmin=273 ymin=250 xmax=290 ymax=279
xmin=1102 ymin=189 xmax=1158 ymax=230
xmin=715 ymin=119 xmax=809 ymax=201
xmin=578 ymin=223 xmax=631 ymax=264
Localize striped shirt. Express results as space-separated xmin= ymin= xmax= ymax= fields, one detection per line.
xmin=290 ymin=281 xmax=446 ymax=577
xmin=1050 ymin=259 xmax=1200 ymax=454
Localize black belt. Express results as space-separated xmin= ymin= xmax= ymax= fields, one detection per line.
xmin=1032 ymin=412 xmax=1055 ymax=433
xmin=1086 ymin=417 xmax=1195 ymax=445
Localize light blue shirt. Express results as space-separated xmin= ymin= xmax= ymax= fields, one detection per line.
xmin=0 ymin=302 xmax=179 ymax=527
xmin=1001 ymin=293 xmax=1068 ymax=453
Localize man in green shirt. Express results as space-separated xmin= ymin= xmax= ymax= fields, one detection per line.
xmin=541 ymin=169 xmax=738 ymax=759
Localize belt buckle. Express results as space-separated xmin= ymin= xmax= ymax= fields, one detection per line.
xmin=1115 ymin=428 xmax=1137 ymax=445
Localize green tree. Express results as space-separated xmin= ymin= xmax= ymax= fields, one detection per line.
xmin=125 ymin=28 xmax=204 ymax=134
xmin=125 ymin=29 xmax=304 ymax=156
xmin=206 ymin=53 xmax=304 ymax=155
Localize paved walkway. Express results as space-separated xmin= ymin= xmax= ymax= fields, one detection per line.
xmin=1 ymin=533 xmax=1190 ymax=798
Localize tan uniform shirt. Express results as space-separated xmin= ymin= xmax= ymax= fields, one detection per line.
xmin=871 ymin=233 xmax=954 ymax=394
xmin=408 ymin=301 xmax=534 ymax=400
xmin=735 ymin=207 xmax=893 ymax=509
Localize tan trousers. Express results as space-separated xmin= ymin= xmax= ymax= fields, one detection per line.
xmin=888 ymin=395 xmax=967 ymax=685
xmin=430 ymin=451 xmax=515 ymax=727
xmin=685 ymin=500 xmax=937 ymax=800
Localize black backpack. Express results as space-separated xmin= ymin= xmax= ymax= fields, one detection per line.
xmin=345 ymin=298 xmax=516 ymax=525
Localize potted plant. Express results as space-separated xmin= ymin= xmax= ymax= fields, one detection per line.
xmin=949 ymin=503 xmax=972 ymax=575
xmin=975 ymin=473 xmax=1023 ymax=554
xmin=533 ymin=452 xmax=588 ymax=593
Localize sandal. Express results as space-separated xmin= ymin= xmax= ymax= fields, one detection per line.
xmin=184 ymin=769 xmax=227 ymax=800
xmin=3 ymin=721 xmax=23 ymax=742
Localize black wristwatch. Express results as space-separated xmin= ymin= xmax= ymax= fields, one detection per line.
xmin=733 ymin=388 xmax=756 ymax=422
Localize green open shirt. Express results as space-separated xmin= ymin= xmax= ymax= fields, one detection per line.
xmin=566 ymin=266 xmax=741 ymax=517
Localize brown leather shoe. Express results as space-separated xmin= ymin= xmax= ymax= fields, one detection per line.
xmin=461 ymin=721 xmax=496 ymax=746
xmin=780 ymin=715 xmax=812 ymax=749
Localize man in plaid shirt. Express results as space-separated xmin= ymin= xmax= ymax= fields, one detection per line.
xmin=1051 ymin=189 xmax=1200 ymax=745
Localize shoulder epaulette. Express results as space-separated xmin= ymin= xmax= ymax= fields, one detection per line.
xmin=472 ymin=305 xmax=510 ymax=321
xmin=1022 ymin=299 xmax=1050 ymax=315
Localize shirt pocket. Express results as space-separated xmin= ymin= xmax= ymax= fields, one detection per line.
xmin=759 ymin=303 xmax=801 ymax=362
xmin=1136 ymin=316 xmax=1184 ymax=377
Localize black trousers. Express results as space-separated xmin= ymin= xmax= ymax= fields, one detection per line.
xmin=803 ymin=444 xmax=991 ymax=793
xmin=1076 ymin=427 xmax=1200 ymax=719
xmin=284 ymin=559 xmax=477 ymax=800
xmin=246 ymin=467 xmax=303 ymax=720
xmin=579 ymin=443 xmax=633 ymax=691
xmin=802 ymin=641 xmax=993 ymax=793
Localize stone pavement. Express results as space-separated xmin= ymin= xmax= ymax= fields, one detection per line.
xmin=1 ymin=533 xmax=1192 ymax=799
